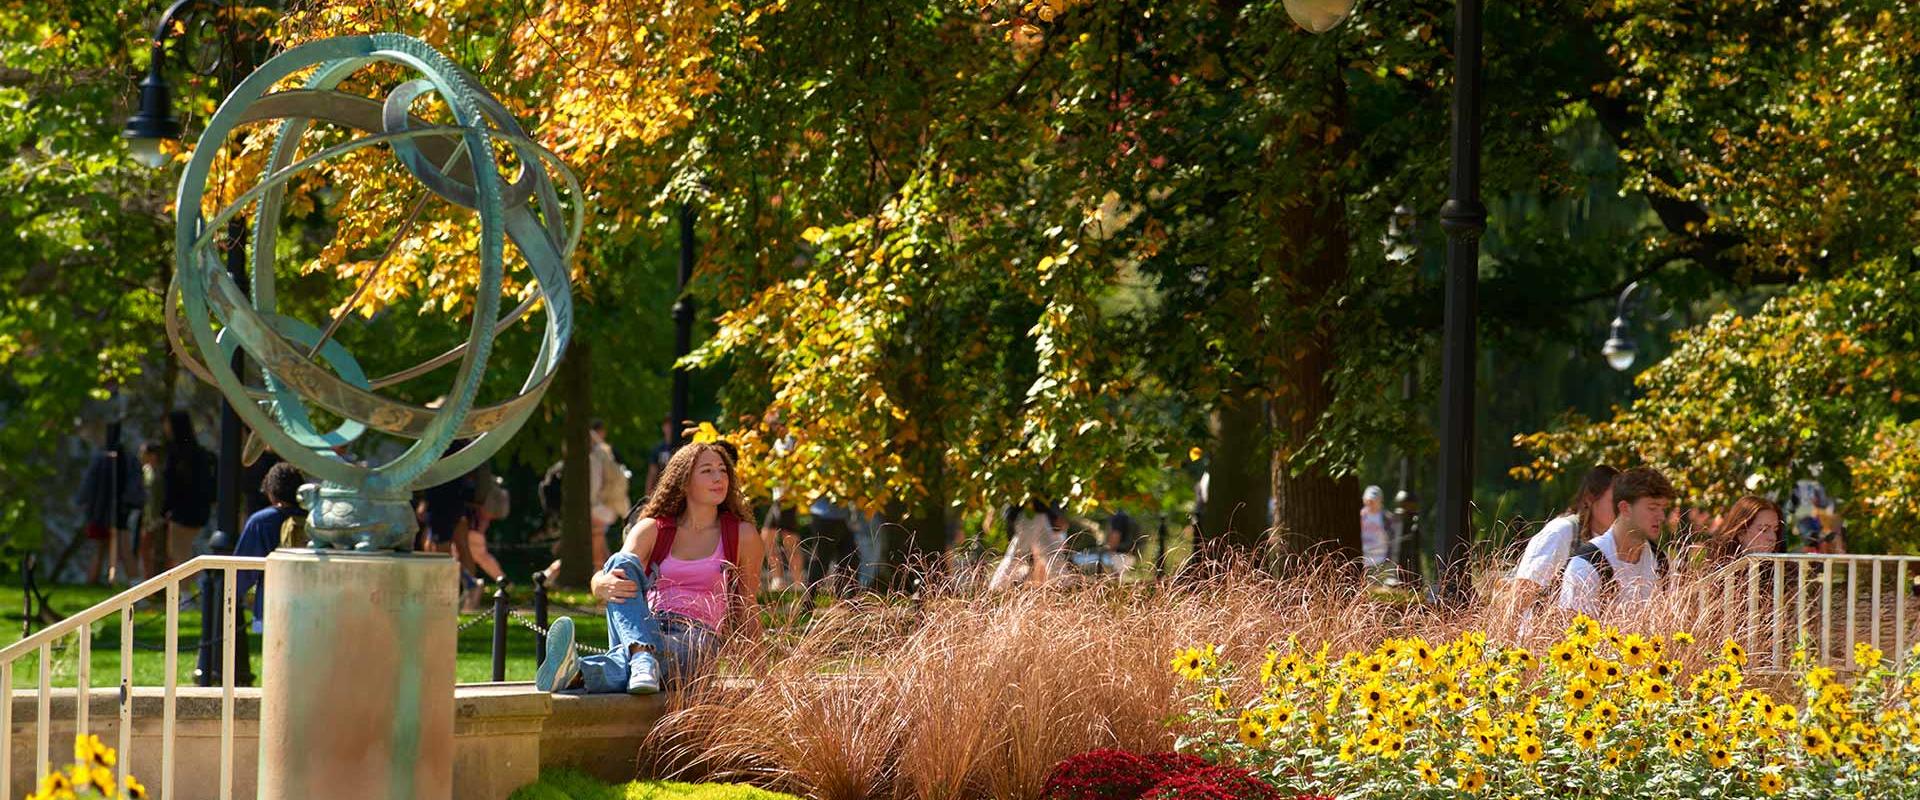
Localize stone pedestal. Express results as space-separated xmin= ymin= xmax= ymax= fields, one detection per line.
xmin=260 ymin=549 xmax=456 ymax=800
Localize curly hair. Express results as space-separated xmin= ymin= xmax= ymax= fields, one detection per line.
xmin=261 ymin=462 xmax=306 ymax=507
xmin=628 ymin=441 xmax=750 ymax=528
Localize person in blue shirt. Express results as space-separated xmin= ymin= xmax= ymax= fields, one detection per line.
xmin=236 ymin=462 xmax=306 ymax=632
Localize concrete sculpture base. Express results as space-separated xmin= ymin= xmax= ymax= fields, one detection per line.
xmin=260 ymin=549 xmax=456 ymax=800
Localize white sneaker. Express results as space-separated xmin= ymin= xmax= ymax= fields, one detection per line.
xmin=535 ymin=617 xmax=579 ymax=693
xmin=626 ymin=647 xmax=662 ymax=695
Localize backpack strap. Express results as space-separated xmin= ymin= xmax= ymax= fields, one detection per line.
xmin=1570 ymin=540 xmax=1668 ymax=585
xmin=721 ymin=513 xmax=741 ymax=566
xmin=645 ymin=515 xmax=679 ymax=576
xmin=1569 ymin=540 xmax=1614 ymax=586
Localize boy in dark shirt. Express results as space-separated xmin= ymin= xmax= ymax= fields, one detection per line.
xmin=235 ymin=462 xmax=306 ymax=633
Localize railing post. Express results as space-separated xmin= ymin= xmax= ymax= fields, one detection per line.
xmin=533 ymin=571 xmax=549 ymax=668
xmin=491 ymin=580 xmax=510 ymax=682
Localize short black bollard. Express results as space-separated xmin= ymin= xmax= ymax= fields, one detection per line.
xmin=490 ymin=580 xmax=509 ymax=682
xmin=532 ymin=571 xmax=549 ymax=668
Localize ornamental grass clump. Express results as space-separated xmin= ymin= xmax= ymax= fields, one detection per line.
xmin=1173 ymin=615 xmax=1920 ymax=798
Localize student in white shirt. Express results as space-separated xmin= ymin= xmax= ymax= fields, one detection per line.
xmin=1558 ymin=467 xmax=1678 ymax=616
xmin=1507 ymin=465 xmax=1619 ymax=606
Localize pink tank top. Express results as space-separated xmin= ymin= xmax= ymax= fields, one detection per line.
xmin=647 ymin=534 xmax=729 ymax=629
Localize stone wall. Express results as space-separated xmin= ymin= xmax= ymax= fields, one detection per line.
xmin=7 ymin=683 xmax=662 ymax=799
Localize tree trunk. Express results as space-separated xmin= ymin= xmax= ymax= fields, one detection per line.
xmin=1199 ymin=388 xmax=1272 ymax=552
xmin=1266 ymin=78 xmax=1361 ymax=561
xmin=556 ymin=341 xmax=595 ymax=588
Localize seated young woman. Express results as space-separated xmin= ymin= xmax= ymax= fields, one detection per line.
xmin=537 ymin=441 xmax=763 ymax=694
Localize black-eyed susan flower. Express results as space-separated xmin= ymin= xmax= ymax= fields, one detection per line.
xmin=1641 ymin=677 xmax=1673 ymax=705
xmin=1574 ymin=722 xmax=1602 ymax=750
xmin=1802 ymin=727 xmax=1833 ymax=758
xmin=1461 ymin=767 xmax=1488 ymax=793
xmin=1620 ymin=634 xmax=1652 ymax=666
xmin=1707 ymin=744 xmax=1733 ymax=768
xmin=1722 ymin=640 xmax=1749 ymax=666
xmin=1515 ymin=735 xmax=1544 ymax=763
xmin=1474 ymin=729 xmax=1499 ymax=757
xmin=1235 ymin=711 xmax=1268 ymax=747
xmin=1416 ymin=759 xmax=1441 ymax=785
xmin=1172 ymin=647 xmax=1212 ymax=682
xmin=1567 ymin=678 xmax=1597 ymax=710
xmin=1758 ymin=771 xmax=1786 ymax=796
xmin=1666 ymin=730 xmax=1693 ymax=756
xmin=1854 ymin=643 xmax=1885 ymax=670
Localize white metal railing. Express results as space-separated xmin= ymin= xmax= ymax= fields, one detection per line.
xmin=1689 ymin=553 xmax=1920 ymax=672
xmin=1 ymin=555 xmax=263 ymax=800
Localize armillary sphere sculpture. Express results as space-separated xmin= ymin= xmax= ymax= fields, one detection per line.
xmin=167 ymin=33 xmax=579 ymax=551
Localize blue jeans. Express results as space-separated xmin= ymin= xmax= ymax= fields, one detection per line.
xmin=575 ymin=552 xmax=720 ymax=693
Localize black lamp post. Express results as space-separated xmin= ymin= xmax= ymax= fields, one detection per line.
xmin=1433 ymin=0 xmax=1486 ymax=602
xmin=671 ymin=202 xmax=696 ymax=450
xmin=125 ymin=0 xmax=258 ymax=687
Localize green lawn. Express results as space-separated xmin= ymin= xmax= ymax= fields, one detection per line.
xmin=1 ymin=579 xmax=611 ymax=688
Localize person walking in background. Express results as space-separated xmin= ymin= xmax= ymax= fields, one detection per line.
xmin=1358 ymin=486 xmax=1400 ymax=574
xmin=760 ymin=422 xmax=807 ymax=591
xmin=1071 ymin=509 xmax=1139 ymax=579
xmin=540 ymin=422 xmax=631 ymax=586
xmin=589 ymin=420 xmax=627 ymax=567
xmin=235 ymin=462 xmax=305 ymax=634
xmin=1557 ymin=467 xmax=1677 ymax=616
xmin=809 ymin=496 xmax=861 ymax=596
xmin=1506 ymin=465 xmax=1619 ymax=607
xmin=417 ymin=460 xmax=476 ymax=557
xmin=643 ymin=417 xmax=674 ymax=499
xmin=989 ymin=495 xmax=1068 ymax=590
xmin=1789 ymin=479 xmax=1847 ymax=555
xmin=465 ymin=462 xmax=510 ymax=588
xmin=159 ymin=410 xmax=214 ymax=571
xmin=538 ymin=441 xmax=764 ymax=695
xmin=75 ymin=424 xmax=142 ymax=585
xmin=137 ymin=442 xmax=167 ymax=580
xmin=1703 ymin=495 xmax=1784 ymax=562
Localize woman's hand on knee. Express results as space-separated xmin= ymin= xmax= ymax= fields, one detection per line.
xmin=591 ymin=566 xmax=640 ymax=603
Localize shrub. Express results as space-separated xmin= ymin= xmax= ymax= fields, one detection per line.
xmin=1040 ymin=749 xmax=1161 ymax=800
xmin=1139 ymin=765 xmax=1278 ymax=800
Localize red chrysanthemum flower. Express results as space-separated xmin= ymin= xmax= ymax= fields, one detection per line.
xmin=1141 ymin=765 xmax=1280 ymax=800
xmin=1041 ymin=749 xmax=1161 ymax=800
